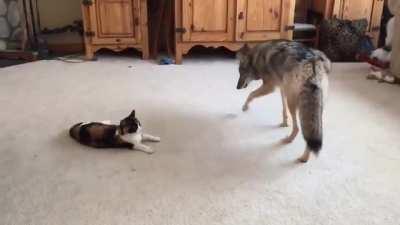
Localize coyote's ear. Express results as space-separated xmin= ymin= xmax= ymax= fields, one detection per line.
xmin=237 ymin=44 xmax=251 ymax=60
xmin=129 ymin=110 xmax=136 ymax=118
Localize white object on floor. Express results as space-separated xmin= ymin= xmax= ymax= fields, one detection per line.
xmin=370 ymin=48 xmax=391 ymax=62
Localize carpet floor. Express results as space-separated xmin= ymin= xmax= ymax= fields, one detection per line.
xmin=1 ymin=55 xmax=400 ymax=225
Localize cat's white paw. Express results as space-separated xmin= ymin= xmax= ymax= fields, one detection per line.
xmin=144 ymin=148 xmax=155 ymax=154
xmin=135 ymin=144 xmax=154 ymax=154
xmin=153 ymin=136 xmax=161 ymax=142
xmin=142 ymin=134 xmax=161 ymax=142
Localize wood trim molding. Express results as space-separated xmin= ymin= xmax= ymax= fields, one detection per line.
xmin=179 ymin=42 xmax=243 ymax=55
xmin=140 ymin=0 xmax=150 ymax=59
xmin=175 ymin=42 xmax=264 ymax=64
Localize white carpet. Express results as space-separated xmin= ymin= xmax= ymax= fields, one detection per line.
xmin=1 ymin=56 xmax=400 ymax=225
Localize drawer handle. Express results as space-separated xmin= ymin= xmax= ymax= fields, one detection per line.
xmin=116 ymin=39 xmax=121 ymax=42
xmin=238 ymin=12 xmax=244 ymax=20
xmin=285 ymin=25 xmax=295 ymax=31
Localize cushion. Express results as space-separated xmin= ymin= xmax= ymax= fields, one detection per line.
xmin=319 ymin=18 xmax=369 ymax=61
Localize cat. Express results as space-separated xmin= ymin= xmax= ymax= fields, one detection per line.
xmin=69 ymin=110 xmax=160 ymax=153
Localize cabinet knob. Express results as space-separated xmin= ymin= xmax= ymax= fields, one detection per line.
xmin=285 ymin=25 xmax=295 ymax=31
xmin=116 ymin=39 xmax=121 ymax=42
xmin=238 ymin=12 xmax=244 ymax=20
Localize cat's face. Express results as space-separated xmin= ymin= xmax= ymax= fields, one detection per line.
xmin=119 ymin=110 xmax=141 ymax=135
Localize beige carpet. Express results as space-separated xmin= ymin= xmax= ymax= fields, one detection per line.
xmin=1 ymin=55 xmax=400 ymax=225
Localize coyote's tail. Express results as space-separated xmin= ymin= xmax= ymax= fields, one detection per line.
xmin=299 ymin=62 xmax=324 ymax=155
xmin=312 ymin=49 xmax=332 ymax=74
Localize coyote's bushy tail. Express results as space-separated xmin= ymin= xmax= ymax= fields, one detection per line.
xmin=312 ymin=49 xmax=332 ymax=74
xmin=299 ymin=64 xmax=324 ymax=155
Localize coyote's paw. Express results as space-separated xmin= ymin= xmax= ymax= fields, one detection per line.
xmin=242 ymin=104 xmax=249 ymax=112
xmin=279 ymin=122 xmax=289 ymax=128
xmin=297 ymin=157 xmax=309 ymax=163
xmin=281 ymin=136 xmax=295 ymax=144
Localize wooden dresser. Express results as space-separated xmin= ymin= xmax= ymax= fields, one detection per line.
xmin=81 ymin=0 xmax=149 ymax=60
xmin=174 ymin=0 xmax=385 ymax=63
xmin=80 ymin=0 xmax=384 ymax=62
xmin=174 ymin=0 xmax=296 ymax=64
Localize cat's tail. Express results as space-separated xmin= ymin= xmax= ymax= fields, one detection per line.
xmin=69 ymin=123 xmax=83 ymax=141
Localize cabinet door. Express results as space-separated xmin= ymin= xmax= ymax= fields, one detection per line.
xmin=340 ymin=0 xmax=374 ymax=24
xmin=236 ymin=0 xmax=295 ymax=41
xmin=181 ymin=0 xmax=235 ymax=42
xmin=335 ymin=0 xmax=384 ymax=46
xmin=369 ymin=0 xmax=384 ymax=46
xmin=88 ymin=0 xmax=140 ymax=45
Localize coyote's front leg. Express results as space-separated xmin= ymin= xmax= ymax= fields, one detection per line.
xmin=281 ymin=94 xmax=299 ymax=143
xmin=280 ymin=88 xmax=289 ymax=127
xmin=242 ymin=83 xmax=275 ymax=111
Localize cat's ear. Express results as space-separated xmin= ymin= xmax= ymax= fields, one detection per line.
xmin=129 ymin=110 xmax=136 ymax=118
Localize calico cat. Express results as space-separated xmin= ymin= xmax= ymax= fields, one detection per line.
xmin=69 ymin=110 xmax=160 ymax=153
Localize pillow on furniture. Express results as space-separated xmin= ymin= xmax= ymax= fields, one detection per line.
xmin=319 ymin=18 xmax=368 ymax=61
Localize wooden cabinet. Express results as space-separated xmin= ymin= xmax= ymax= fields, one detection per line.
xmin=175 ymin=0 xmax=296 ymax=64
xmin=81 ymin=0 xmax=149 ymax=60
xmin=236 ymin=0 xmax=295 ymax=41
xmin=312 ymin=0 xmax=384 ymax=46
xmin=181 ymin=0 xmax=235 ymax=42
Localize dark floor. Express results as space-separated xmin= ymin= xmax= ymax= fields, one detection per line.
xmin=0 ymin=59 xmax=29 ymax=68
